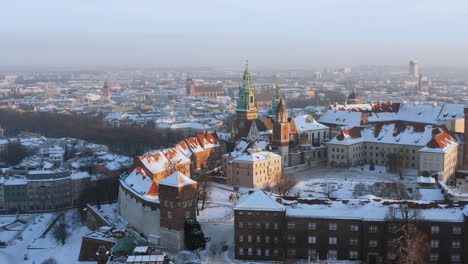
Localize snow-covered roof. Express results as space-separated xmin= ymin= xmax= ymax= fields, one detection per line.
xmin=320 ymin=103 xmax=466 ymax=127
xmin=138 ymin=151 xmax=171 ymax=174
xmin=235 ymin=190 xmax=285 ymax=212
xmin=284 ymin=198 xmax=468 ymax=222
xmin=235 ymin=194 xmax=468 ymax=222
xmin=318 ymin=110 xmax=363 ymax=127
xmin=158 ymin=171 xmax=196 ymax=187
xmin=328 ymin=123 xmax=458 ymax=152
xmin=122 ymin=169 xmax=154 ymax=196
xmin=417 ymin=176 xmax=436 ymax=184
xmin=234 ymin=151 xmax=280 ymax=162
xmin=294 ymin=115 xmax=329 ymax=132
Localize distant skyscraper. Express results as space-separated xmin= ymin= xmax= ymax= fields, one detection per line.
xmin=409 ymin=60 xmax=420 ymax=78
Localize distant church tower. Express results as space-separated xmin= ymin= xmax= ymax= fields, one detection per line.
xmin=186 ymin=73 xmax=195 ymax=96
xmin=272 ymin=96 xmax=290 ymax=166
xmin=102 ymin=81 xmax=111 ymax=101
xmin=236 ymin=62 xmax=258 ymax=139
xmin=347 ymin=87 xmax=361 ymax=104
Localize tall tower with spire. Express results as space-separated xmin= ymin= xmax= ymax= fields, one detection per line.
xmin=272 ymin=96 xmax=290 ymax=166
xmin=102 ymin=81 xmax=111 ymax=101
xmin=270 ymin=84 xmax=282 ymax=115
xmin=236 ymin=62 xmax=258 ymax=139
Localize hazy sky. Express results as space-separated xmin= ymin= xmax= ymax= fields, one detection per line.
xmin=1 ymin=0 xmax=467 ymax=69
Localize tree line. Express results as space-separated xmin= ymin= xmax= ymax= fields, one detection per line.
xmin=0 ymin=109 xmax=184 ymax=156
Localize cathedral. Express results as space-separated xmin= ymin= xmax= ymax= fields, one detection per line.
xmin=233 ymin=63 xmax=328 ymax=167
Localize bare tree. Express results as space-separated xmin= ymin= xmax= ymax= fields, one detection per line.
xmin=271 ymin=172 xmax=297 ymax=196
xmin=52 ymin=214 xmax=69 ymax=245
xmin=353 ymin=182 xmax=368 ymax=198
xmin=322 ymin=183 xmax=336 ymax=198
xmin=386 ymin=203 xmax=430 ymax=264
xmin=196 ymin=176 xmax=211 ymax=214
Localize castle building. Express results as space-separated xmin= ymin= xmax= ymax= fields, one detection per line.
xmin=234 ymin=190 xmax=468 ymax=263
xmin=326 ymin=123 xmax=459 ymax=183
xmin=118 ymin=171 xmax=197 ymax=250
xmin=223 ymin=151 xmax=282 ymax=188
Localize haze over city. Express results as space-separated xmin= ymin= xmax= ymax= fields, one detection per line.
xmin=2 ymin=1 xmax=468 ymax=264
xmin=1 ymin=0 xmax=468 ymax=69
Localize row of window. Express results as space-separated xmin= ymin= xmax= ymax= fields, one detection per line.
xmin=162 ymin=199 xmax=194 ymax=208
xmin=431 ymin=225 xmax=462 ymax=235
xmin=239 ymin=222 xmax=279 ymax=229
xmin=430 ymin=253 xmax=461 ymax=262
xmin=431 ymin=239 xmax=461 ymax=249
xmin=287 ymin=222 xmax=375 ymax=233
xmin=239 ymin=220 xmax=463 ymax=237
xmin=239 ymin=247 xmax=460 ymax=262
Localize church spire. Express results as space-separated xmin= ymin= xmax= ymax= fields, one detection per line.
xmin=271 ymin=84 xmax=282 ymax=114
xmin=237 ymin=61 xmax=257 ymax=111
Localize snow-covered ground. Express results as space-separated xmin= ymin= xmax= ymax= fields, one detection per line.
xmin=0 ymin=210 xmax=91 ymax=264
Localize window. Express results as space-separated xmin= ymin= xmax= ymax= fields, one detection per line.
xmin=239 ymin=248 xmax=244 ymax=256
xmin=274 ymin=223 xmax=278 ymax=230
xmin=350 ymin=238 xmax=359 ymax=246
xmin=308 ymin=222 xmax=317 ymax=230
xmin=248 ymin=222 xmax=253 ymax=229
xmin=257 ymin=223 xmax=261 ymax=230
xmin=349 ymin=251 xmax=359 ymax=259
xmin=185 ymin=211 xmax=190 ymax=219
xmin=329 ymin=223 xmax=337 ymax=231
xmin=368 ymin=225 xmax=378 ymax=233
xmin=265 ymin=235 xmax=270 ymax=243
xmin=265 ymin=248 xmax=270 ymax=257
xmin=369 ymin=240 xmax=378 ymax=247
xmin=431 ymin=225 xmax=440 ymax=234
xmin=248 ymin=248 xmax=253 ymax=256
xmin=239 ymin=221 xmax=243 ymax=229
xmin=287 ymin=235 xmax=296 ymax=243
xmin=308 ymin=249 xmax=317 ymax=259
xmin=265 ymin=223 xmax=270 ymax=229
xmin=452 ymin=226 xmax=462 ymax=234
xmin=451 ymin=254 xmax=461 ymax=262
xmin=274 ymin=236 xmax=278 ymax=244
xmin=256 ymin=235 xmax=261 ymax=243
xmin=248 ymin=212 xmax=253 ymax=216
xmin=248 ymin=235 xmax=252 ymax=243
xmin=308 ymin=236 xmax=316 ymax=244
xmin=429 ymin=253 xmax=438 ymax=262
xmin=327 ymin=250 xmax=337 ymax=260
xmin=273 ymin=249 xmax=278 ymax=257
xmin=256 ymin=248 xmax=261 ymax=256
xmin=287 ymin=249 xmax=296 ymax=257
xmin=329 ymin=237 xmax=337 ymax=245
xmin=288 ymin=222 xmax=296 ymax=230
xmin=239 ymin=235 xmax=244 ymax=242
xmin=350 ymin=224 xmax=359 ymax=232
xmin=452 ymin=240 xmax=461 ymax=249
xmin=167 ymin=211 xmax=173 ymax=219
xmin=431 ymin=240 xmax=439 ymax=248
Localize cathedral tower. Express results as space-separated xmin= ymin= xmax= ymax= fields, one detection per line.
xmin=236 ymin=62 xmax=258 ymax=139
xmin=272 ymin=96 xmax=290 ymax=166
